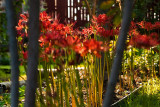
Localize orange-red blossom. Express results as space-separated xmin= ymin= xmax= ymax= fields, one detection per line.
xmin=73 ymin=39 xmax=107 ymax=58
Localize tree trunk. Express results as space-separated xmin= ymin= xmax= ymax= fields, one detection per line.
xmin=24 ymin=0 xmax=40 ymax=106
xmin=5 ymin=0 xmax=20 ymax=106
xmin=103 ymin=0 xmax=134 ymax=106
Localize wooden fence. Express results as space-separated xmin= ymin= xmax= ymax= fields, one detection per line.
xmin=0 ymin=0 xmax=159 ymax=24
xmin=146 ymin=0 xmax=160 ymax=21
xmin=44 ymin=0 xmax=90 ymax=27
xmin=43 ymin=0 xmax=160 ymax=25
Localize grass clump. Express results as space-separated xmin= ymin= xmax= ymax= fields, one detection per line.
xmin=118 ymin=78 xmax=160 ymax=107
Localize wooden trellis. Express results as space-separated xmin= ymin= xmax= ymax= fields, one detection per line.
xmin=44 ymin=0 xmax=90 ymax=27
xmin=146 ymin=0 xmax=160 ymax=21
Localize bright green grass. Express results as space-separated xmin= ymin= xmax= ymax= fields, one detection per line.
xmin=0 ymin=65 xmax=26 ymax=82
xmin=0 ymin=65 xmax=10 ymax=69
xmin=0 ymin=70 xmax=10 ymax=82
xmin=118 ymin=78 xmax=160 ymax=107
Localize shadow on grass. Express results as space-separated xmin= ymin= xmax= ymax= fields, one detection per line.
xmin=0 ymin=65 xmax=26 ymax=82
xmin=0 ymin=70 xmax=11 ymax=82
xmin=116 ymin=79 xmax=160 ymax=107
xmin=117 ymin=92 xmax=160 ymax=107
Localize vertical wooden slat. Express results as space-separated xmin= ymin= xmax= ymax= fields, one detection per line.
xmin=77 ymin=1 xmax=81 ymax=25
xmin=65 ymin=0 xmax=68 ymax=23
xmin=70 ymin=0 xmax=72 ymax=23
xmin=73 ymin=0 xmax=75 ymax=21
xmin=45 ymin=0 xmax=55 ymax=17
xmin=57 ymin=0 xmax=67 ymax=23
xmin=54 ymin=0 xmax=57 ymax=19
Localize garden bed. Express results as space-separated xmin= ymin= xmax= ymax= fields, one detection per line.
xmin=0 ymin=67 xmax=144 ymax=106
xmin=0 ymin=66 xmax=159 ymax=107
xmin=117 ymin=78 xmax=160 ymax=107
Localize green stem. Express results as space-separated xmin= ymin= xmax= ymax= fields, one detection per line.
xmin=74 ymin=66 xmax=84 ymax=106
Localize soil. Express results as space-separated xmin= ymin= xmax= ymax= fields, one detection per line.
xmin=102 ymin=74 xmax=143 ymax=105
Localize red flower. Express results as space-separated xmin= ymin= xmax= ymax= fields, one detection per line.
xmin=144 ymin=22 xmax=153 ymax=31
xmin=63 ymin=26 xmax=71 ymax=34
xmin=82 ymin=26 xmax=94 ymax=37
xmin=41 ymin=20 xmax=51 ymax=29
xmin=150 ymin=32 xmax=158 ymax=39
xmin=129 ymin=32 xmax=160 ymax=49
xmin=138 ymin=21 xmax=145 ymax=29
xmin=40 ymin=11 xmax=51 ymax=21
xmin=129 ymin=34 xmax=148 ymax=49
xmin=130 ymin=21 xmax=137 ymax=29
xmin=16 ymin=20 xmax=24 ymax=31
xmin=92 ymin=14 xmax=109 ymax=27
xmin=39 ymin=35 xmax=45 ymax=47
xmin=45 ymin=47 xmax=51 ymax=54
xmin=97 ymin=14 xmax=108 ymax=25
xmin=153 ymin=22 xmax=160 ymax=29
xmin=84 ymin=39 xmax=102 ymax=50
xmin=74 ymin=44 xmax=88 ymax=57
xmin=97 ymin=27 xmax=113 ymax=37
xmin=56 ymin=24 xmax=64 ymax=31
xmin=138 ymin=21 xmax=153 ymax=31
xmin=74 ymin=39 xmax=104 ymax=57
xmin=22 ymin=51 xmax=28 ymax=59
xmin=39 ymin=11 xmax=53 ymax=31
xmin=20 ymin=13 xmax=28 ymax=22
xmin=66 ymin=36 xmax=80 ymax=47
xmin=149 ymin=32 xmax=159 ymax=47
xmin=113 ymin=27 xmax=120 ymax=35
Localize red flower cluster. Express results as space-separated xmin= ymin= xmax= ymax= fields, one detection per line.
xmin=97 ymin=27 xmax=114 ymax=37
xmin=138 ymin=21 xmax=160 ymax=31
xmin=74 ymin=39 xmax=105 ymax=57
xmin=22 ymin=51 xmax=28 ymax=59
xmin=16 ymin=12 xmax=109 ymax=61
xmin=39 ymin=11 xmax=52 ymax=31
xmin=91 ymin=14 xmax=120 ymax=38
xmin=96 ymin=14 xmax=109 ymax=25
xmin=128 ymin=20 xmax=160 ymax=49
xmin=16 ymin=13 xmax=28 ymax=31
xmin=16 ymin=13 xmax=29 ymax=38
xmin=82 ymin=26 xmax=94 ymax=37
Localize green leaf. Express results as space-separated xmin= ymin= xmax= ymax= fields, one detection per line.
xmin=18 ymin=36 xmax=22 ymax=42
xmin=106 ymin=7 xmax=120 ymax=16
xmin=113 ymin=13 xmax=121 ymax=27
xmin=100 ymin=0 xmax=114 ymax=10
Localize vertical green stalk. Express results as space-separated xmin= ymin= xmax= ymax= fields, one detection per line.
xmin=70 ymin=68 xmax=80 ymax=107
xmin=106 ymin=51 xmax=111 ymax=80
xmin=62 ymin=73 xmax=70 ymax=107
xmin=74 ymin=66 xmax=85 ymax=106
xmin=143 ymin=49 xmax=146 ymax=80
xmin=59 ymin=74 xmax=63 ymax=107
xmin=97 ymin=57 xmax=101 ymax=106
xmin=48 ymin=63 xmax=54 ymax=106
xmin=91 ymin=55 xmax=95 ymax=106
xmin=130 ymin=47 xmax=134 ymax=89
xmin=38 ymin=64 xmax=45 ymax=106
xmin=122 ymin=52 xmax=125 ymax=89
xmin=44 ymin=61 xmax=52 ymax=106
xmin=151 ymin=49 xmax=156 ymax=78
xmin=159 ymin=47 xmax=160 ymax=76
xmin=158 ymin=29 xmax=160 ymax=76
xmin=84 ymin=58 xmax=90 ymax=106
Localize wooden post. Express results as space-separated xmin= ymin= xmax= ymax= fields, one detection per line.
xmin=103 ymin=0 xmax=134 ymax=106
xmin=24 ymin=0 xmax=40 ymax=106
xmin=5 ymin=0 xmax=20 ymax=106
